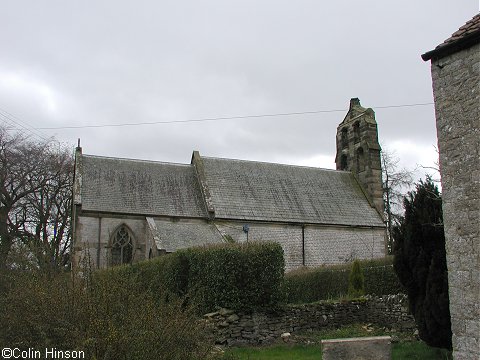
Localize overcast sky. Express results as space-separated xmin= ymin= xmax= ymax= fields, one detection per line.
xmin=1 ymin=1 xmax=478 ymax=182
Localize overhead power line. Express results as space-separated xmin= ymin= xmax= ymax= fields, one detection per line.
xmin=0 ymin=108 xmax=50 ymax=141
xmin=4 ymin=102 xmax=434 ymax=131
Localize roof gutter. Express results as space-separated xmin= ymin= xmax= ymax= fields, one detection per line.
xmin=421 ymin=31 xmax=480 ymax=61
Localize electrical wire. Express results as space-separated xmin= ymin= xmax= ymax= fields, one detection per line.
xmin=10 ymin=102 xmax=433 ymax=131
xmin=0 ymin=108 xmax=50 ymax=141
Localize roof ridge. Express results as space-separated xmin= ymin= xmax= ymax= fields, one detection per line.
xmin=202 ymin=155 xmax=341 ymax=172
xmin=83 ymin=153 xmax=191 ymax=167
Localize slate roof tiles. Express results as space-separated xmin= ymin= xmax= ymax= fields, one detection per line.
xmin=79 ymin=152 xmax=384 ymax=227
xmin=202 ymin=157 xmax=384 ymax=227
xmin=81 ymin=155 xmax=207 ymax=218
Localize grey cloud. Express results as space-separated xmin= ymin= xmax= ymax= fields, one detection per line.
xmin=0 ymin=0 xmax=476 ymax=174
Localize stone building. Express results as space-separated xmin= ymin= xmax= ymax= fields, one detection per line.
xmin=72 ymin=98 xmax=386 ymax=271
xmin=422 ymin=13 xmax=480 ymax=359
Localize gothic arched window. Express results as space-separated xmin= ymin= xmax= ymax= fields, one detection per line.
xmin=111 ymin=225 xmax=134 ymax=266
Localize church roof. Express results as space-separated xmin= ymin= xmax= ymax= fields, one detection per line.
xmin=78 ymin=152 xmax=384 ymax=227
xmin=201 ymin=157 xmax=384 ymax=227
xmin=80 ymin=155 xmax=208 ymax=217
xmin=151 ymin=219 xmax=224 ymax=253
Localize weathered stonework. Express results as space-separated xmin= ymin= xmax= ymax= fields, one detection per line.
xmin=423 ymin=15 xmax=480 ymax=359
xmin=335 ymin=98 xmax=384 ymax=216
xmin=304 ymin=226 xmax=385 ymax=266
xmin=74 ymin=215 xmax=148 ymax=268
xmin=205 ymin=295 xmax=415 ymax=346
xmin=214 ymin=221 xmax=386 ymax=271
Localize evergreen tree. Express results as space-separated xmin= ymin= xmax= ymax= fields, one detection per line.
xmin=348 ymin=260 xmax=365 ymax=298
xmin=393 ymin=177 xmax=452 ymax=349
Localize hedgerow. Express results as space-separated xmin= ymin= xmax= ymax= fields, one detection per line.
xmin=187 ymin=241 xmax=285 ymax=312
xmin=98 ymin=241 xmax=285 ymax=312
xmin=284 ymin=257 xmax=404 ymax=303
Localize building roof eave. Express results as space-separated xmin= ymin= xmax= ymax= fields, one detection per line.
xmin=422 ymin=31 xmax=480 ymax=61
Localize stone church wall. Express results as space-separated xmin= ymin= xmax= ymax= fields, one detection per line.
xmin=215 ymin=221 xmax=304 ymax=271
xmin=430 ymin=42 xmax=480 ymax=359
xmin=215 ymin=221 xmax=386 ymax=271
xmin=304 ymin=226 xmax=386 ymax=267
xmin=74 ymin=215 xmax=148 ymax=269
xmin=75 ymin=216 xmax=386 ymax=272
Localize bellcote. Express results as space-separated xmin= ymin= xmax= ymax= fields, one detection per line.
xmin=335 ymin=98 xmax=384 ymax=216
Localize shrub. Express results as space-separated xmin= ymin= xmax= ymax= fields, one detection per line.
xmin=0 ymin=241 xmax=285 ymax=357
xmin=82 ymin=270 xmax=212 ymax=359
xmin=283 ymin=264 xmax=349 ymax=303
xmin=394 ymin=178 xmax=452 ymax=350
xmin=0 ymin=269 xmax=215 ymax=360
xmin=284 ymin=257 xmax=404 ymax=304
xmin=348 ymin=260 xmax=365 ymax=298
xmin=187 ymin=241 xmax=285 ymax=312
xmin=0 ymin=270 xmax=79 ymax=349
xmin=97 ymin=241 xmax=285 ymax=313
xmin=362 ymin=258 xmax=405 ymax=295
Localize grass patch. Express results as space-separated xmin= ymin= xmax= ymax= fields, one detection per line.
xmin=393 ymin=342 xmax=452 ymax=360
xmin=222 ymin=323 xmax=452 ymax=360
xmin=303 ymin=323 xmax=387 ymax=340
xmin=225 ymin=345 xmax=322 ymax=360
xmin=224 ymin=342 xmax=450 ymax=360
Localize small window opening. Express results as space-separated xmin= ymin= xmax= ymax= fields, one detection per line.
xmin=356 ymin=147 xmax=365 ymax=172
xmin=353 ymin=121 xmax=360 ymax=142
xmin=340 ymin=154 xmax=348 ymax=170
xmin=341 ymin=128 xmax=348 ymax=147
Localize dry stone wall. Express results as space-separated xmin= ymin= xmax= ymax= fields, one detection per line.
xmin=205 ymin=295 xmax=415 ymax=346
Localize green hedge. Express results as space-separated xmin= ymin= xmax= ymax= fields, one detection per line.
xmin=98 ymin=241 xmax=285 ymax=312
xmin=362 ymin=258 xmax=405 ymax=296
xmin=188 ymin=242 xmax=285 ymax=312
xmin=284 ymin=257 xmax=404 ymax=304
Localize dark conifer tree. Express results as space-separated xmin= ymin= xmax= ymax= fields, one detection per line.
xmin=393 ymin=177 xmax=452 ymax=350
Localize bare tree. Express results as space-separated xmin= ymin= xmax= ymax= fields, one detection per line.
xmin=381 ymin=147 xmax=413 ymax=254
xmin=416 ymin=145 xmax=441 ymax=185
xmin=0 ymin=125 xmax=73 ymax=270
xmin=23 ymin=152 xmax=73 ymax=271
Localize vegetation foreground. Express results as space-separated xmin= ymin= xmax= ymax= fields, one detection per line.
xmin=222 ymin=324 xmax=452 ymax=360
xmin=0 ymin=242 xmax=452 ymax=359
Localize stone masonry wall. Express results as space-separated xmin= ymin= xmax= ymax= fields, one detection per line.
xmin=216 ymin=221 xmax=386 ymax=271
xmin=214 ymin=221 xmax=304 ymax=271
xmin=74 ymin=215 xmax=148 ymax=268
xmin=431 ymin=42 xmax=480 ymax=359
xmin=304 ymin=226 xmax=385 ymax=266
xmin=205 ymin=295 xmax=415 ymax=346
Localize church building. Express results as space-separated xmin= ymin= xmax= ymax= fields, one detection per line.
xmin=72 ymin=98 xmax=386 ymax=271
